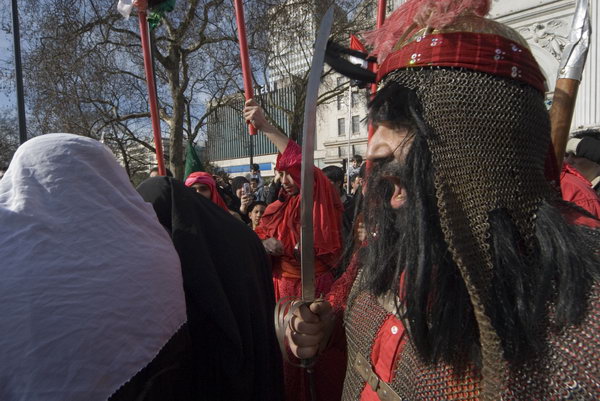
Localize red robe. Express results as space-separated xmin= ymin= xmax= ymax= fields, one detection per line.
xmin=255 ymin=140 xmax=345 ymax=401
xmin=560 ymin=163 xmax=600 ymax=220
xmin=255 ymin=140 xmax=343 ymax=298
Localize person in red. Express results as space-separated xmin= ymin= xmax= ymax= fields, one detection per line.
xmin=244 ymin=99 xmax=345 ymax=401
xmin=184 ymin=171 xmax=230 ymax=212
xmin=283 ymin=0 xmax=600 ymax=400
xmin=560 ymin=163 xmax=600 ymax=219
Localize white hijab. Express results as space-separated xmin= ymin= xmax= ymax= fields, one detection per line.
xmin=0 ymin=134 xmax=186 ymax=400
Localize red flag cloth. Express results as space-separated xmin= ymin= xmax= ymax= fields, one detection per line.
xmin=184 ymin=172 xmax=230 ymax=212
xmin=350 ymin=34 xmax=367 ymax=52
xmin=377 ymin=32 xmax=546 ymax=93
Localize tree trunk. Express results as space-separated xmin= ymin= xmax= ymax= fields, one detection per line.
xmin=169 ymin=102 xmax=185 ymax=179
xmin=289 ymin=81 xmax=307 ymax=141
xmin=166 ymin=49 xmax=186 ymax=180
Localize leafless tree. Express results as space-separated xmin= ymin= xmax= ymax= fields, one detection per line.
xmin=211 ymin=0 xmax=376 ymax=142
xmin=1 ymin=0 xmax=377 ymax=176
xmin=0 ymin=112 xmax=19 ymax=166
xmin=3 ymin=0 xmax=241 ymax=178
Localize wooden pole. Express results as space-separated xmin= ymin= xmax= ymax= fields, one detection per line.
xmin=549 ymin=79 xmax=580 ymax=170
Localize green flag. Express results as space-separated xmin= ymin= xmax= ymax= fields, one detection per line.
xmin=147 ymin=0 xmax=176 ymax=29
xmin=184 ymin=142 xmax=204 ymax=180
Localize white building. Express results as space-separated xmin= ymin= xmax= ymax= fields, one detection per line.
xmin=492 ymin=0 xmax=599 ymax=130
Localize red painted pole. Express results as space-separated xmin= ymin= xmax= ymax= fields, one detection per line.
xmin=233 ymin=0 xmax=257 ymax=135
xmin=138 ymin=6 xmax=167 ymax=175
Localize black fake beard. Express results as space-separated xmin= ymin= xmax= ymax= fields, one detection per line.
xmin=356 ymin=150 xmax=481 ymax=369
xmin=359 ymin=158 xmax=411 ymax=296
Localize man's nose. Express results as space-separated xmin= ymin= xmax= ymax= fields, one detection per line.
xmin=366 ymin=127 xmax=394 ymax=161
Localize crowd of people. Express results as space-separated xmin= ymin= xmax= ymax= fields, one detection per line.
xmin=1 ymin=0 xmax=599 ymax=400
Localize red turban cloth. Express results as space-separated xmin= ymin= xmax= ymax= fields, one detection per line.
xmin=184 ymin=172 xmax=230 ymax=212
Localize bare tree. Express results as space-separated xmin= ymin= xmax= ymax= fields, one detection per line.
xmin=0 ymin=112 xmax=19 ymax=166
xmin=210 ymin=0 xmax=376 ymax=143
xmin=1 ymin=0 xmax=376 ymax=175
xmin=3 ymin=0 xmax=242 ymax=178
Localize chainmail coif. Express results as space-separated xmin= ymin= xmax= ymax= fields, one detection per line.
xmin=341 ymin=67 xmax=600 ymax=400
xmin=385 ymin=67 xmax=565 ymax=398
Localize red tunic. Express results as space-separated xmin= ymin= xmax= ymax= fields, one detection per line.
xmin=560 ymin=164 xmax=600 ymax=219
xmin=255 ymin=140 xmax=345 ymax=401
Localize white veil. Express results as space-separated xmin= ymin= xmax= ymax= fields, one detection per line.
xmin=0 ymin=134 xmax=186 ymax=400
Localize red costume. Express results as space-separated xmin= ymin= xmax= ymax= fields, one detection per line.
xmin=560 ymin=163 xmax=600 ymax=219
xmin=255 ymin=140 xmax=345 ymax=401
xmin=255 ymin=140 xmax=344 ymax=298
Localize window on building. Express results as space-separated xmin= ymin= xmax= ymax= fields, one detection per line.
xmin=355 ymin=144 xmax=367 ymax=154
xmin=352 ymin=115 xmax=360 ymax=134
xmin=351 ymin=91 xmax=359 ymax=108
xmin=337 ymin=95 xmax=343 ymax=110
xmin=338 ymin=118 xmax=346 ymax=136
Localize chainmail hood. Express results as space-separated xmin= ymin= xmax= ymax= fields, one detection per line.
xmin=382 ymin=66 xmax=559 ymax=398
xmin=368 ymin=1 xmax=564 ymax=397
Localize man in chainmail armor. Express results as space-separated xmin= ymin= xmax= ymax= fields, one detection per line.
xmin=286 ymin=0 xmax=600 ymax=400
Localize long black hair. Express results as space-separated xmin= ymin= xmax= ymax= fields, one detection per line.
xmin=359 ymin=81 xmax=600 ymax=370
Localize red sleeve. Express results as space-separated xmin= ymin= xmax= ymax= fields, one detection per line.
xmin=560 ymin=165 xmax=600 ymax=220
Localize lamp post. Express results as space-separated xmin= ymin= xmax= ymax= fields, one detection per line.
xmin=10 ymin=0 xmax=27 ymax=144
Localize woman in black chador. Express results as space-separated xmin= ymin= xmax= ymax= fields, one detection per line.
xmin=114 ymin=176 xmax=283 ymax=401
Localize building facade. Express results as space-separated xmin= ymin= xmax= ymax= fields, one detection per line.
xmin=492 ymin=0 xmax=599 ymax=130
xmin=206 ymin=85 xmax=298 ymax=177
xmin=207 ymin=0 xmax=599 ymax=175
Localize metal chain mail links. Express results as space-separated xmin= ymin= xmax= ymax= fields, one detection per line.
xmin=344 ymin=280 xmax=600 ymax=400
xmin=341 ymin=68 xmax=599 ymax=400
xmin=385 ymin=68 xmax=555 ymax=400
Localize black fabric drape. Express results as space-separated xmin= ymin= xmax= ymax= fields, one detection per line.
xmin=135 ymin=177 xmax=283 ymax=401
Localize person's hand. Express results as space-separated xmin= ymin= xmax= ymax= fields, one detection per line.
xmin=262 ymin=237 xmax=284 ymax=256
xmin=243 ymin=99 xmax=271 ymax=132
xmin=273 ymin=170 xmax=281 ymax=184
xmin=286 ymin=300 xmax=334 ymax=359
xmin=239 ymin=193 xmax=252 ymax=214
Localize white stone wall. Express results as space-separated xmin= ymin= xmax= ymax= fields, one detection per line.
xmin=315 ymin=73 xmax=370 ymax=167
xmin=493 ymin=0 xmax=599 ymax=129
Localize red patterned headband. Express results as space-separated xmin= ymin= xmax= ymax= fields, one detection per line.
xmin=377 ymin=32 xmax=546 ymax=93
